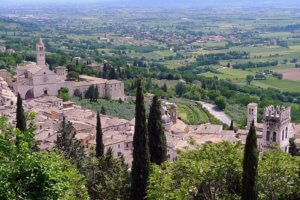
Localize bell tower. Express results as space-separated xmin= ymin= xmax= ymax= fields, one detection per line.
xmin=36 ymin=37 xmax=45 ymax=66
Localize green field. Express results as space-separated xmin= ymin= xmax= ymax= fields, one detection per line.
xmin=202 ymin=68 xmax=300 ymax=92
xmin=177 ymin=103 xmax=210 ymax=125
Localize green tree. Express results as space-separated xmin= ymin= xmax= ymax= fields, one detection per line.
xmin=148 ymin=141 xmax=300 ymax=200
xmin=16 ymin=93 xmax=26 ymax=132
xmin=0 ymin=116 xmax=89 ymax=200
xmin=175 ymin=82 xmax=186 ymax=97
xmin=246 ymin=75 xmax=254 ymax=85
xmin=101 ymin=106 xmax=106 ymax=115
xmin=67 ymin=71 xmax=80 ymax=81
xmin=148 ymin=142 xmax=243 ymax=199
xmin=257 ymin=148 xmax=300 ymax=200
xmin=96 ymin=112 xmax=104 ymax=158
xmin=58 ymin=87 xmax=70 ymax=102
xmin=242 ymin=121 xmax=259 ymax=200
xmin=148 ymin=95 xmax=167 ymax=165
xmin=215 ymin=96 xmax=226 ymax=110
xmin=289 ymin=138 xmax=298 ymax=156
xmin=229 ymin=120 xmax=234 ymax=130
xmin=131 ymin=78 xmax=150 ymax=200
xmin=16 ymin=93 xmax=27 ymax=149
xmin=162 ymin=83 xmax=168 ymax=92
xmin=93 ymin=85 xmax=99 ymax=101
xmin=83 ymin=149 xmax=131 ymax=200
xmin=55 ymin=117 xmax=85 ymax=169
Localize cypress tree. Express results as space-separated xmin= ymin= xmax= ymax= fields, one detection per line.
xmin=241 ymin=121 xmax=259 ymax=200
xmin=130 ymin=78 xmax=150 ymax=200
xmin=229 ymin=120 xmax=234 ymax=130
xmin=148 ymin=95 xmax=167 ymax=165
xmin=96 ymin=112 xmax=104 ymax=158
xmin=16 ymin=93 xmax=26 ymax=132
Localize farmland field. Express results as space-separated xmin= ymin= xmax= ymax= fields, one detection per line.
xmin=274 ymin=68 xmax=300 ymax=81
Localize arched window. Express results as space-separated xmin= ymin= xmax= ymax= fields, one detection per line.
xmin=282 ymin=130 xmax=284 ymax=141
xmin=286 ymin=127 xmax=288 ymax=139
xmin=266 ymin=131 xmax=270 ymax=141
xmin=273 ymin=132 xmax=277 ymax=142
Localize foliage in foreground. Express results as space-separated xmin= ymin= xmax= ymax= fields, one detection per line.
xmin=148 ymin=142 xmax=300 ymax=200
xmin=82 ymin=149 xmax=131 ymax=200
xmin=0 ymin=116 xmax=88 ymax=200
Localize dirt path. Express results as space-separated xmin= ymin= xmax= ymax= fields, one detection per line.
xmin=198 ymin=101 xmax=231 ymax=126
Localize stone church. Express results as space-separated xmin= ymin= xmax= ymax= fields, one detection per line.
xmin=12 ymin=38 xmax=125 ymax=100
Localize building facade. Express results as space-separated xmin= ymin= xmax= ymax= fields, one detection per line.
xmin=12 ymin=38 xmax=125 ymax=100
xmin=262 ymin=105 xmax=294 ymax=152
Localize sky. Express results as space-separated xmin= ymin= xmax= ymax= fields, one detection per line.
xmin=2 ymin=0 xmax=300 ymax=8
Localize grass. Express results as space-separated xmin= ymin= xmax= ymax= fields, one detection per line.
xmin=177 ymin=103 xmax=210 ymax=125
xmin=202 ymin=67 xmax=300 ymax=92
xmin=72 ymin=97 xmax=138 ymax=120
xmin=225 ymin=103 xmax=247 ymax=128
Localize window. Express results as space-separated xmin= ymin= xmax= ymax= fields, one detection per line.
xmin=282 ymin=130 xmax=284 ymax=141
xmin=118 ymin=144 xmax=121 ymax=148
xmin=117 ymin=152 xmax=122 ymax=157
xmin=286 ymin=127 xmax=288 ymax=139
xmin=273 ymin=132 xmax=277 ymax=142
xmin=266 ymin=131 xmax=270 ymax=141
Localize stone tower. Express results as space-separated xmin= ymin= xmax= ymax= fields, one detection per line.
xmin=36 ymin=37 xmax=45 ymax=66
xmin=262 ymin=105 xmax=291 ymax=152
xmin=247 ymin=103 xmax=257 ymax=130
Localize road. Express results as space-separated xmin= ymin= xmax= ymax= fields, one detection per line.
xmin=198 ymin=101 xmax=231 ymax=126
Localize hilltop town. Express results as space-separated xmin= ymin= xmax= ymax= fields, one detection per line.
xmin=0 ymin=38 xmax=299 ymax=166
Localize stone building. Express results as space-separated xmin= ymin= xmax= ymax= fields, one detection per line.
xmin=11 ymin=38 xmax=125 ymax=100
xmin=246 ymin=103 xmax=295 ymax=152
xmin=247 ymin=103 xmax=257 ymax=130
xmin=262 ymin=105 xmax=294 ymax=152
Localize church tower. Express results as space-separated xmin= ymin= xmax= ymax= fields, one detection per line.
xmin=36 ymin=37 xmax=45 ymax=66
xmin=247 ymin=103 xmax=257 ymax=130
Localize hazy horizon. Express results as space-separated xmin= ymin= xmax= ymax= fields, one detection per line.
xmin=2 ymin=0 xmax=300 ymax=8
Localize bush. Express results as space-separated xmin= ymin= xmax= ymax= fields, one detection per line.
xmin=215 ymin=96 xmax=226 ymax=110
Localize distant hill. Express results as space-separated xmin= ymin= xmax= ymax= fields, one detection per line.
xmin=2 ymin=0 xmax=300 ymax=8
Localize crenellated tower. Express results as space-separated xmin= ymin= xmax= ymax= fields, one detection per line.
xmin=262 ymin=105 xmax=292 ymax=152
xmin=36 ymin=37 xmax=45 ymax=66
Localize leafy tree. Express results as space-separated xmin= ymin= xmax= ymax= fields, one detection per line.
xmin=96 ymin=112 xmax=104 ymax=158
xmin=67 ymin=71 xmax=80 ymax=81
xmin=108 ymin=67 xmax=117 ymax=80
xmin=242 ymin=121 xmax=259 ymax=200
xmin=0 ymin=116 xmax=88 ymax=200
xmin=131 ymin=78 xmax=150 ymax=200
xmin=148 ymin=141 xmax=300 ymax=200
xmin=55 ymin=117 xmax=85 ymax=169
xmin=94 ymin=85 xmax=99 ymax=101
xmin=58 ymin=87 xmax=70 ymax=102
xmin=148 ymin=95 xmax=167 ymax=165
xmin=148 ymin=142 xmax=243 ymax=199
xmin=246 ymin=75 xmax=254 ymax=85
xmin=258 ymin=148 xmax=300 ymax=200
xmin=74 ymin=88 xmax=82 ymax=99
xmin=289 ymin=138 xmax=298 ymax=156
xmin=162 ymin=83 xmax=168 ymax=92
xmin=175 ymin=82 xmax=186 ymax=97
xmin=101 ymin=106 xmax=106 ymax=115
xmin=215 ymin=96 xmax=226 ymax=110
xmin=83 ymin=149 xmax=131 ymax=200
